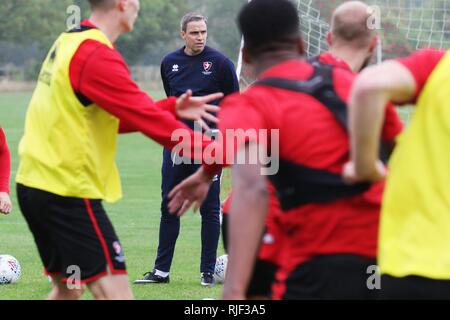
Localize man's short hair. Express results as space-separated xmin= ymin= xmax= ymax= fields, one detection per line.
xmin=331 ymin=5 xmax=376 ymax=48
xmin=238 ymin=0 xmax=301 ymax=57
xmin=181 ymin=13 xmax=207 ymax=32
xmin=88 ymin=0 xmax=115 ymax=10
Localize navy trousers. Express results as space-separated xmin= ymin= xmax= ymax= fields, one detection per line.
xmin=154 ymin=148 xmax=221 ymax=274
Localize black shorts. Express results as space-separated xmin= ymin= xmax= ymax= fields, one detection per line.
xmin=17 ymin=184 xmax=127 ymax=284
xmin=380 ymin=274 xmax=450 ymax=300
xmin=278 ymin=254 xmax=378 ymax=300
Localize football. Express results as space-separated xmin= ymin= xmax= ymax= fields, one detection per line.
xmin=214 ymin=254 xmax=228 ymax=284
xmin=0 ymin=255 xmax=21 ymax=284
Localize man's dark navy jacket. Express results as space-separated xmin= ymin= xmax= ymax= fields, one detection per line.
xmin=160 ymin=46 xmax=240 ymax=129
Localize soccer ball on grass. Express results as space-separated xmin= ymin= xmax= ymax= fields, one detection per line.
xmin=0 ymin=255 xmax=21 ymax=284
xmin=214 ymin=254 xmax=228 ymax=284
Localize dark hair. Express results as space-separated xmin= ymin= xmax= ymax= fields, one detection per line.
xmin=238 ymin=0 xmax=301 ymax=57
xmin=88 ymin=0 xmax=115 ymax=10
xmin=181 ymin=13 xmax=207 ymax=32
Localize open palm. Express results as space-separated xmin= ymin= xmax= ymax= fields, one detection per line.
xmin=175 ymin=90 xmax=223 ymax=131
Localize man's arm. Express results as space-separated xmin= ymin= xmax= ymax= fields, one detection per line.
xmin=348 ymin=61 xmax=416 ymax=181
xmin=378 ymin=102 xmax=404 ymax=159
xmin=0 ymin=129 xmax=10 ymax=194
xmin=347 ymin=49 xmax=446 ymax=180
xmin=71 ymin=42 xmax=221 ymax=158
xmin=160 ymin=60 xmax=171 ymax=98
xmin=0 ymin=129 xmax=11 ymax=214
xmin=219 ymin=58 xmax=240 ymax=95
xmin=222 ymin=142 xmax=268 ymax=300
xmin=119 ymin=98 xmax=177 ymax=133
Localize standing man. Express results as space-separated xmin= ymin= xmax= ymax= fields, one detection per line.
xmin=314 ymin=1 xmax=403 ymax=156
xmin=316 ymin=0 xmax=378 ymax=73
xmin=134 ymin=13 xmax=239 ymax=287
xmin=16 ymin=0 xmax=222 ymax=300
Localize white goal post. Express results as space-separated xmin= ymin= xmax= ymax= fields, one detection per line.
xmin=237 ymin=0 xmax=450 ymax=90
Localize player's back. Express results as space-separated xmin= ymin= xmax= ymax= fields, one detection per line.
xmin=220 ymin=59 xmax=381 ymax=266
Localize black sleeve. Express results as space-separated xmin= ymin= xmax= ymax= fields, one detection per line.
xmin=160 ymin=60 xmax=171 ymax=98
xmin=219 ymin=58 xmax=240 ymax=96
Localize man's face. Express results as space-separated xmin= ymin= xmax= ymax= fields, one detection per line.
xmin=121 ymin=0 xmax=140 ymax=32
xmin=182 ymin=20 xmax=207 ymax=56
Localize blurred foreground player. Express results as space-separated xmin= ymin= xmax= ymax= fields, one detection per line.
xmin=16 ymin=0 xmax=222 ymax=300
xmin=346 ymin=48 xmax=450 ymax=299
xmin=168 ymin=0 xmax=401 ymax=300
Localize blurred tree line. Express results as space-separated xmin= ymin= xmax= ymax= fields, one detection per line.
xmin=0 ymin=0 xmax=244 ymax=80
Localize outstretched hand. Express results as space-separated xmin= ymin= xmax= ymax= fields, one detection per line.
xmin=175 ymin=90 xmax=223 ymax=131
xmin=168 ymin=167 xmax=213 ymax=217
xmin=0 ymin=192 xmax=12 ymax=215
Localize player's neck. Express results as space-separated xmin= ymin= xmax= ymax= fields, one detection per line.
xmin=329 ymin=47 xmax=367 ymax=73
xmin=184 ymin=46 xmax=206 ymax=56
xmin=89 ymin=13 xmax=122 ymax=44
xmin=252 ymin=51 xmax=302 ymax=76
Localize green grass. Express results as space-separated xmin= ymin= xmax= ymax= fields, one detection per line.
xmin=0 ymin=91 xmax=225 ymax=300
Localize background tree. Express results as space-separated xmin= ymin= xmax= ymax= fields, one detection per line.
xmin=188 ymin=0 xmax=244 ymax=62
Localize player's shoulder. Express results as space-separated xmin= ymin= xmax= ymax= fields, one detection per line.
xmin=219 ymin=90 xmax=271 ymax=127
xmin=77 ymin=39 xmax=108 ymax=54
xmin=393 ymin=48 xmax=447 ymax=83
xmin=332 ymin=64 xmax=355 ymax=82
xmin=328 ymin=65 xmax=355 ymax=102
xmin=161 ymin=48 xmax=184 ymax=63
xmin=76 ymin=39 xmax=122 ymax=62
xmin=71 ymin=38 xmax=128 ymax=85
xmin=221 ymin=90 xmax=251 ymax=109
xmin=396 ymin=48 xmax=447 ymax=70
xmin=221 ymin=85 xmax=270 ymax=113
xmin=404 ymin=48 xmax=446 ymax=61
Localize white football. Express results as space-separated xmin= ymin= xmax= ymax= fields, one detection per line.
xmin=214 ymin=254 xmax=228 ymax=284
xmin=0 ymin=255 xmax=21 ymax=284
